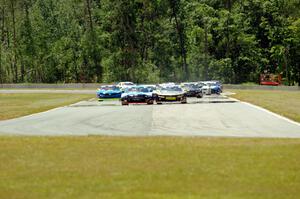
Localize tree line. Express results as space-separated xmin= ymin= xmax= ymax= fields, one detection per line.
xmin=0 ymin=0 xmax=299 ymax=84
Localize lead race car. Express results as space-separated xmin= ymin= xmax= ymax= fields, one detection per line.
xmin=121 ymin=86 xmax=154 ymax=105
xmin=154 ymin=85 xmax=187 ymax=104
xmin=96 ymin=85 xmax=122 ymax=99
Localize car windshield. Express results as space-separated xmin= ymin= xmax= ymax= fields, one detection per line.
xmin=100 ymin=86 xmax=118 ymax=90
xmin=125 ymin=87 xmax=150 ymax=93
xmin=161 ymin=86 xmax=183 ymax=92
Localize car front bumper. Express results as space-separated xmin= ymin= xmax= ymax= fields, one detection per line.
xmin=156 ymin=95 xmax=185 ymax=102
xmin=98 ymin=93 xmax=122 ymax=98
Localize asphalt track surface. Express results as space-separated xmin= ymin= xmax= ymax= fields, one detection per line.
xmin=0 ymin=92 xmax=300 ymax=138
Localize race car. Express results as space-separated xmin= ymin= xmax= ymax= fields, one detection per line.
xmin=154 ymin=85 xmax=187 ymax=104
xmin=116 ymin=82 xmax=136 ymax=90
xmin=201 ymin=82 xmax=222 ymax=95
xmin=121 ymin=86 xmax=154 ymax=105
xmin=181 ymin=82 xmax=203 ymax=98
xmin=210 ymin=80 xmax=223 ymax=91
xmin=96 ymin=85 xmax=122 ymax=99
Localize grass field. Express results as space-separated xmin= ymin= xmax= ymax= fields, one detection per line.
xmin=0 ymin=136 xmax=300 ymax=199
xmin=0 ymin=93 xmax=94 ymax=120
xmin=230 ymin=90 xmax=300 ymax=122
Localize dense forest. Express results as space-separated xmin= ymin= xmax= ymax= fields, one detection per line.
xmin=0 ymin=0 xmax=299 ymax=84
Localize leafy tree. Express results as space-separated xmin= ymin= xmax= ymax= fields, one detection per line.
xmin=0 ymin=0 xmax=299 ymax=85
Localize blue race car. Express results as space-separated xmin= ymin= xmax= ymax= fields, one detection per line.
xmin=201 ymin=82 xmax=222 ymax=95
xmin=121 ymin=86 xmax=154 ymax=105
xmin=96 ymin=85 xmax=122 ymax=99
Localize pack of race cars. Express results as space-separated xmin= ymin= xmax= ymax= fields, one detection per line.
xmin=96 ymin=81 xmax=222 ymax=105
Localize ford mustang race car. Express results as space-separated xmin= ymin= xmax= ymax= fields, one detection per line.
xmin=121 ymin=86 xmax=154 ymax=105
xmin=96 ymin=85 xmax=122 ymax=99
xmin=154 ymin=85 xmax=187 ymax=104
xmin=181 ymin=82 xmax=203 ymax=98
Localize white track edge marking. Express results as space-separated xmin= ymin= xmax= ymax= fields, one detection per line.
xmin=228 ymin=97 xmax=300 ymax=127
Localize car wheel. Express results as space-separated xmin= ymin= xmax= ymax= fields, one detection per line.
xmin=196 ymin=94 xmax=203 ymax=98
xmin=156 ymin=101 xmax=162 ymax=105
xmin=181 ymin=97 xmax=187 ymax=104
xmin=146 ymin=99 xmax=154 ymax=105
xmin=121 ymin=100 xmax=129 ymax=106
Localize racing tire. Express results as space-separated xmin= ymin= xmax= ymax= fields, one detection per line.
xmin=121 ymin=100 xmax=129 ymax=106
xmin=181 ymin=97 xmax=187 ymax=104
xmin=196 ymin=94 xmax=203 ymax=98
xmin=146 ymin=99 xmax=154 ymax=105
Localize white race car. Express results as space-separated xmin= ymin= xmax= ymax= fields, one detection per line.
xmin=116 ymin=82 xmax=136 ymax=90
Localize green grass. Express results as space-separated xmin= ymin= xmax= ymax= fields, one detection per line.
xmin=0 ymin=93 xmax=94 ymax=120
xmin=0 ymin=136 xmax=300 ymax=199
xmin=229 ymin=90 xmax=300 ymax=122
xmin=0 ymin=88 xmax=97 ymax=90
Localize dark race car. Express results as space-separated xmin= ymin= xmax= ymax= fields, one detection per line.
xmin=121 ymin=86 xmax=154 ymax=105
xmin=96 ymin=85 xmax=122 ymax=99
xmin=181 ymin=83 xmax=203 ymax=98
xmin=153 ymin=85 xmax=187 ymax=104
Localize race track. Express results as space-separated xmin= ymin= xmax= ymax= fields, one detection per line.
xmin=0 ymin=95 xmax=300 ymax=138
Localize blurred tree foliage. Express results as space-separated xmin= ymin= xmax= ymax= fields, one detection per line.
xmin=0 ymin=0 xmax=299 ymax=84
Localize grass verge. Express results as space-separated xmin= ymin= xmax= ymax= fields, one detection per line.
xmin=229 ymin=89 xmax=300 ymax=122
xmin=0 ymin=136 xmax=300 ymax=199
xmin=0 ymin=88 xmax=97 ymax=90
xmin=0 ymin=93 xmax=94 ymax=120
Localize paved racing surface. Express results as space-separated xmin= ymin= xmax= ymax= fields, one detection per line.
xmin=0 ymin=94 xmax=300 ymax=138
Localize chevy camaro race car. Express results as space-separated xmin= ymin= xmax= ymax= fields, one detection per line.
xmin=181 ymin=82 xmax=203 ymax=98
xmin=154 ymin=85 xmax=187 ymax=104
xmin=121 ymin=86 xmax=154 ymax=105
xmin=96 ymin=85 xmax=122 ymax=99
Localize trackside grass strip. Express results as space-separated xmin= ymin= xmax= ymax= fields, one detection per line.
xmin=0 ymin=93 xmax=94 ymax=120
xmin=0 ymin=136 xmax=300 ymax=199
xmin=230 ymin=90 xmax=300 ymax=122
